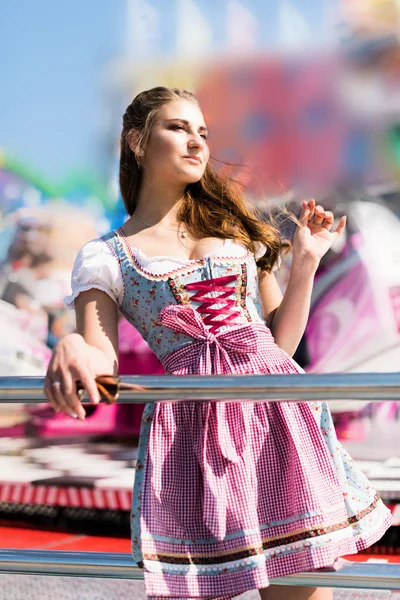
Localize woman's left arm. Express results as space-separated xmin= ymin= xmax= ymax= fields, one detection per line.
xmin=258 ymin=199 xmax=346 ymax=356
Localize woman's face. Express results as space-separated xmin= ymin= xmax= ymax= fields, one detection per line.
xmin=140 ymin=99 xmax=210 ymax=186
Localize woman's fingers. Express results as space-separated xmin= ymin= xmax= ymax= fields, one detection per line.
xmin=62 ymin=370 xmax=87 ymax=420
xmin=49 ymin=377 xmax=79 ymax=419
xmin=79 ymin=370 xmax=101 ymax=406
xmin=300 ymin=199 xmax=316 ymax=225
xmin=299 ymin=198 xmax=347 ymax=241
xmin=43 ymin=334 xmax=106 ymax=420
xmin=303 ymin=201 xmax=338 ymax=231
xmin=313 ymin=205 xmax=326 ymax=225
xmin=68 ymin=366 xmax=101 ymax=408
xmin=322 ymin=211 xmax=334 ymax=230
xmin=299 ymin=205 xmax=310 ymax=226
xmin=300 ymin=199 xmax=311 ymax=225
xmin=44 ymin=367 xmax=65 ymax=413
xmin=307 ymin=198 xmax=315 ymax=211
xmin=333 ymin=215 xmax=347 ymax=237
xmin=43 ymin=377 xmax=60 ymax=414
xmin=45 ymin=364 xmax=98 ymax=420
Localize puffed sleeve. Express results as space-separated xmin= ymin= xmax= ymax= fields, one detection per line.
xmin=253 ymin=241 xmax=282 ymax=271
xmin=64 ymin=238 xmax=123 ymax=309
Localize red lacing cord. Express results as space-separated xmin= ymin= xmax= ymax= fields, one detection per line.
xmin=186 ymin=275 xmax=241 ymax=334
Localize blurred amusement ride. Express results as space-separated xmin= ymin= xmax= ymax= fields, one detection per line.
xmin=0 ymin=0 xmax=399 ymax=586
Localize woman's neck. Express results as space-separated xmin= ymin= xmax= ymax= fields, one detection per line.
xmin=134 ymin=182 xmax=186 ymax=224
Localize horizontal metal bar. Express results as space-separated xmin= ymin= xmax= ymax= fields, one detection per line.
xmin=0 ymin=549 xmax=142 ymax=580
xmin=0 ymin=550 xmax=398 ymax=590
xmin=0 ymin=373 xmax=400 ymax=403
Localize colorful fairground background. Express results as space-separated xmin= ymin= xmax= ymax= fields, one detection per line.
xmin=0 ymin=0 xmax=399 ymax=575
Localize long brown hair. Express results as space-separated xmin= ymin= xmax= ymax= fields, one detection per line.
xmin=119 ymin=86 xmax=289 ymax=271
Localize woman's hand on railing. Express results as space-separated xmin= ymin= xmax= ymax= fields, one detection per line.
xmin=43 ymin=333 xmax=101 ymax=420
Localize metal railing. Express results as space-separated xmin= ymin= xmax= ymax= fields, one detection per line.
xmin=0 ymin=374 xmax=399 ymax=591
xmin=0 ymin=549 xmax=399 ymax=590
xmin=1 ymin=372 xmax=400 ymax=403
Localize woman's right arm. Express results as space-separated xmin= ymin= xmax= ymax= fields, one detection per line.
xmin=44 ymin=289 xmax=119 ymax=420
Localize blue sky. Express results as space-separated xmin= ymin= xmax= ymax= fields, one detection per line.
xmin=0 ymin=0 xmax=337 ymax=189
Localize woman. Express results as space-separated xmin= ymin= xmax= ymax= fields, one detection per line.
xmin=44 ymin=87 xmax=393 ymax=600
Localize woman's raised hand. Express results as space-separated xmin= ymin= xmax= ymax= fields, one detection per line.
xmin=293 ymin=199 xmax=347 ymax=265
xmin=44 ymin=333 xmax=100 ymax=420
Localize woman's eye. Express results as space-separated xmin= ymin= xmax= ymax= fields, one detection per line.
xmin=170 ymin=124 xmax=208 ymax=140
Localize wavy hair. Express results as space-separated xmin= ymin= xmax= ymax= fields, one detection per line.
xmin=119 ymin=86 xmax=289 ymax=271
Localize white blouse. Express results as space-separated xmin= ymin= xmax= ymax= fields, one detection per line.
xmin=64 ymin=238 xmax=279 ymax=309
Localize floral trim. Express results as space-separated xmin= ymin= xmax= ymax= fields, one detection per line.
xmin=142 ymin=532 xmax=345 ymax=576
xmin=238 ymin=263 xmax=252 ymax=322
xmin=142 ymin=493 xmax=382 ymax=565
xmin=144 ymin=544 xmax=322 ymax=577
xmin=347 ymin=492 xmax=381 ymax=525
xmin=167 ymin=276 xmax=191 ymax=305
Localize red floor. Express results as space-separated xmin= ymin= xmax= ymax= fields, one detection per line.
xmin=0 ymin=526 xmax=131 ymax=552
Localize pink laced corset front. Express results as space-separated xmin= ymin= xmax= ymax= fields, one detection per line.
xmin=158 ymin=272 xmax=266 ymax=375
xmin=185 ymin=274 xmax=242 ymax=333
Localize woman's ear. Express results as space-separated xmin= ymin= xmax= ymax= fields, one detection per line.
xmin=127 ymin=129 xmax=142 ymax=155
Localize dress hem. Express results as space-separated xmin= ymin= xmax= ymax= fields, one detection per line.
xmin=143 ymin=509 xmax=394 ymax=599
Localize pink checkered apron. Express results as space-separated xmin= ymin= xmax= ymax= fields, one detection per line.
xmin=132 ymin=304 xmax=393 ymax=600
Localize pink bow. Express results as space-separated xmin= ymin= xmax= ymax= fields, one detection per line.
xmin=158 ymin=304 xmax=261 ymax=540
xmin=159 ymin=304 xmax=259 ymax=374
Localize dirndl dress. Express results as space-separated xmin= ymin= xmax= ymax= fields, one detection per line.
xmin=65 ymin=229 xmax=394 ymax=600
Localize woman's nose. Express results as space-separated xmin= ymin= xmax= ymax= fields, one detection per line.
xmin=188 ymin=135 xmax=204 ymax=149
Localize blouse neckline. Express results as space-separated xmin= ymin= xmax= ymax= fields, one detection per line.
xmin=115 ymin=227 xmax=252 ymax=280
xmin=117 ymin=227 xmax=250 ymax=263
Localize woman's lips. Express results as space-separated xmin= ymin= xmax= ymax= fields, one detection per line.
xmin=183 ymin=155 xmax=202 ymax=164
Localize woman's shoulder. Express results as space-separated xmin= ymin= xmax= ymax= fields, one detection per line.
xmin=64 ymin=232 xmax=123 ymax=309
xmin=71 ymin=230 xmax=126 ymax=277
xmin=74 ymin=236 xmax=112 ymax=264
xmin=78 ymin=228 xmax=121 ymax=259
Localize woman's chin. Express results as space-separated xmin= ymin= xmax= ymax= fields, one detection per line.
xmin=176 ymin=164 xmax=205 ymax=182
xmin=178 ymin=174 xmax=203 ymax=186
